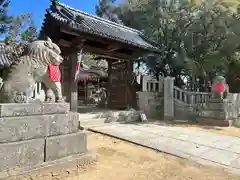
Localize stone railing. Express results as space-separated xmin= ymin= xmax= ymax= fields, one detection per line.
xmin=137 ymin=75 xmax=213 ymax=120
xmin=137 ymin=75 xmax=240 ymax=125
xmin=142 ymin=75 xmax=163 ymax=92
xmin=173 ymin=86 xmax=211 ymax=106
xmin=173 ymin=86 xmax=211 ymax=120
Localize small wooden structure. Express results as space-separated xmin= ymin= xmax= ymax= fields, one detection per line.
xmin=40 ymin=1 xmax=159 ymax=111
xmin=77 ymin=63 xmax=108 ymax=105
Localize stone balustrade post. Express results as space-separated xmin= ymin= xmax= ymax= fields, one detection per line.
xmin=164 ymin=76 xmax=175 ymax=120
xmin=142 ymin=75 xmax=151 ymax=91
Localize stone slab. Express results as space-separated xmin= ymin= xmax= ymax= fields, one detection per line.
xmin=0 ymin=138 xmax=44 ymax=172
xmin=41 ymin=103 xmax=70 ymax=115
xmin=45 ymin=131 xmax=87 ymax=161
xmin=188 ymin=155 xmax=240 ymax=175
xmin=0 ymin=112 xmax=79 ymax=143
xmin=143 ymin=137 xmax=191 ymax=158
xmin=200 ymin=149 xmax=240 ymax=167
xmin=196 ymin=117 xmax=230 ymax=127
xmin=92 ymin=125 xmax=211 ymax=157
xmin=230 ymin=157 xmax=240 ymax=169
xmin=199 ymin=110 xmax=227 ymax=119
xmin=206 ymin=101 xmax=234 ymax=110
xmin=208 ymin=98 xmax=231 ymax=103
xmin=0 ymin=152 xmax=98 ymax=180
xmin=227 ymin=144 xmax=240 ymax=154
xmin=89 ymin=124 xmax=240 ymax=175
xmin=207 ymin=102 xmax=225 ymax=110
xmin=0 ymin=103 xmax=70 ymax=117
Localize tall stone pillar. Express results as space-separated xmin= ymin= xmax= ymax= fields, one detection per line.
xmin=164 ymin=76 xmax=175 ymax=120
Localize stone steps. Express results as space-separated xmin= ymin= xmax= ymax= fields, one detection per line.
xmin=197 ymin=98 xmax=239 ymax=127
xmin=78 ymin=113 xmax=104 ymax=120
xmin=80 ymin=118 xmax=107 ymax=128
xmin=198 ymin=109 xmax=227 ymax=120
xmin=78 ymin=110 xmax=108 ymax=129
xmin=196 ymin=117 xmax=230 ymax=127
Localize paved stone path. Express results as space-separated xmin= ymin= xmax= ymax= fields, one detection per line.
xmin=89 ymin=123 xmax=240 ymax=175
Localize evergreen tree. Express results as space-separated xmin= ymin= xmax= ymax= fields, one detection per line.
xmin=0 ymin=0 xmax=13 ymax=35
xmin=0 ymin=0 xmax=38 ymax=44
xmin=95 ymin=0 xmax=122 ymax=24
xmin=5 ymin=13 xmax=38 ymax=44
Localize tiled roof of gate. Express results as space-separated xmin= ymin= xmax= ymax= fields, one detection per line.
xmin=41 ymin=2 xmax=159 ymax=53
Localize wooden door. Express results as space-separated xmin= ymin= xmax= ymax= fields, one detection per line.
xmin=108 ymin=61 xmax=137 ymax=109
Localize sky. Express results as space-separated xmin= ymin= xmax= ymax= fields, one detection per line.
xmin=7 ymin=0 xmax=100 ymax=32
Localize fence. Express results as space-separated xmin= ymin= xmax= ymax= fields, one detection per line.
xmin=142 ymin=75 xmax=164 ymax=92
xmin=173 ymin=86 xmax=211 ymax=105
xmin=138 ymin=75 xmax=212 ymax=119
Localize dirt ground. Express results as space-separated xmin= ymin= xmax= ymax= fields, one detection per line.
xmin=151 ymin=120 xmax=240 ymax=137
xmin=16 ymin=132 xmax=240 ymax=180
xmin=187 ymin=126 xmax=240 ymax=137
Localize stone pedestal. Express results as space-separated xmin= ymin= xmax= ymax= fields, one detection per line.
xmin=197 ymin=98 xmax=238 ymax=126
xmin=0 ymin=103 xmax=97 ymax=179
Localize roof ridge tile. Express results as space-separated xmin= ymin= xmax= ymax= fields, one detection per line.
xmin=57 ymin=2 xmax=143 ymax=34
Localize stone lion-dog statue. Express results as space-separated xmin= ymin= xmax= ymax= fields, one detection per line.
xmin=211 ymin=75 xmax=229 ymax=100
xmin=0 ymin=37 xmax=64 ymax=103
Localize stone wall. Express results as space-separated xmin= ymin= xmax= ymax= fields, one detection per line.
xmin=137 ymin=75 xmax=240 ymax=127
xmin=136 ymin=75 xmax=164 ymax=119
xmin=174 ymin=100 xmax=198 ymax=120
xmin=228 ymin=93 xmax=240 ymax=116
xmin=137 ymin=75 xmax=175 ymax=120
xmin=137 ymin=91 xmax=164 ymax=119
xmin=0 ymin=103 xmax=94 ymax=178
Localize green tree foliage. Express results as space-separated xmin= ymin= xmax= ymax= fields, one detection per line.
xmin=95 ymin=0 xmax=122 ymax=23
xmin=5 ymin=13 xmax=38 ymax=44
xmin=82 ymin=53 xmax=98 ymax=67
xmin=0 ymin=0 xmax=38 ymax=44
xmin=0 ymin=0 xmax=13 ymax=35
xmin=98 ymin=0 xmax=240 ymax=91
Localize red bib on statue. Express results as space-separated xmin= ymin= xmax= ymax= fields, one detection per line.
xmin=48 ymin=64 xmax=61 ymax=82
xmin=215 ymin=83 xmax=225 ymax=93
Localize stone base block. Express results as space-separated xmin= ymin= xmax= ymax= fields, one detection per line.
xmin=208 ymin=98 xmax=231 ymax=103
xmin=0 ymin=112 xmax=79 ymax=143
xmin=228 ymin=119 xmax=240 ymax=128
xmin=0 ymin=103 xmax=70 ymax=117
xmin=0 ymin=139 xmax=44 ymax=172
xmin=199 ymin=109 xmax=238 ymax=120
xmin=196 ymin=118 xmax=230 ymax=127
xmin=234 ymin=119 xmax=240 ymax=127
xmin=0 ymin=152 xmax=98 ymax=180
xmin=45 ymin=131 xmax=87 ymax=161
xmin=199 ymin=110 xmax=227 ymax=120
xmin=207 ymin=102 xmax=229 ymax=110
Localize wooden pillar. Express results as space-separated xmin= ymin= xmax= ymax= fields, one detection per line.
xmin=69 ymin=53 xmax=78 ymax=112
xmin=107 ymin=59 xmax=112 ymax=108
xmin=127 ymin=60 xmax=137 ymax=109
